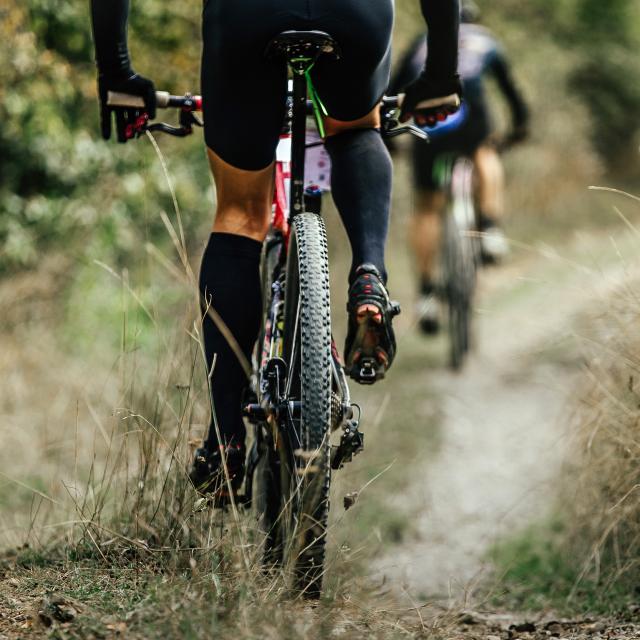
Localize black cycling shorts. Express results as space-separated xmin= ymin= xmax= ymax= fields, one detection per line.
xmin=411 ymin=115 xmax=489 ymax=191
xmin=201 ymin=0 xmax=394 ymax=170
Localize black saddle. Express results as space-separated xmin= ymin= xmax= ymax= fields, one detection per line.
xmin=265 ymin=30 xmax=340 ymax=62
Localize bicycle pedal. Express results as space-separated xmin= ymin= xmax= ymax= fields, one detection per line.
xmin=353 ymin=359 xmax=379 ymax=385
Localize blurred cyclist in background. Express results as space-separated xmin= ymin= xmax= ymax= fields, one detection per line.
xmin=390 ymin=0 xmax=529 ymax=334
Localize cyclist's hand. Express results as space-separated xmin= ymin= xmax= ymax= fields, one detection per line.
xmin=97 ymin=73 xmax=156 ymax=143
xmin=399 ymin=72 xmax=462 ymax=126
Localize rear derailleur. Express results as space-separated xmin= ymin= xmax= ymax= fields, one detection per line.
xmin=331 ymin=418 xmax=364 ymax=470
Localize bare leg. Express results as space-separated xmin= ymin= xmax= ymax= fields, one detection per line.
xmin=473 ymin=145 xmax=505 ymax=222
xmin=410 ymin=189 xmax=445 ymax=334
xmin=323 ymin=109 xmax=380 ymax=137
xmin=411 ymin=189 xmax=446 ymax=285
xmin=473 ymin=145 xmax=509 ymax=262
xmin=206 ymin=149 xmax=274 ymax=239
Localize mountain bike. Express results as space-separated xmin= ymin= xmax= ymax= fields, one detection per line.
xmin=107 ymin=29 xmax=425 ymax=597
xmin=434 ymin=153 xmax=479 ymax=370
xmin=430 ymin=134 xmax=520 ymax=369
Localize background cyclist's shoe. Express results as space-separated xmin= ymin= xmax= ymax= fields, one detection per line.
xmin=416 ymin=295 xmax=441 ymax=335
xmin=478 ymin=215 xmax=510 ymax=265
xmin=344 ymin=264 xmax=401 ymax=385
xmin=189 ymin=444 xmax=245 ymax=504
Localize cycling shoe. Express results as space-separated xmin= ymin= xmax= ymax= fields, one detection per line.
xmin=416 ymin=294 xmax=441 ymax=335
xmin=478 ymin=215 xmax=509 ymax=265
xmin=480 ymin=225 xmax=509 ymax=264
xmin=189 ymin=444 xmax=245 ymax=504
xmin=344 ymin=264 xmax=401 ymax=385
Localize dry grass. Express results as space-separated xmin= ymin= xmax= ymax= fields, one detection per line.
xmin=0 ymin=128 xmax=450 ymax=637
xmin=563 ymin=274 xmax=640 ymax=599
xmin=0 ymin=223 xmax=450 ymax=639
xmin=490 ymin=192 xmax=640 ymax=615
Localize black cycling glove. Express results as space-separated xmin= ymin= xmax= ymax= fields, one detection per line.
xmin=98 ymin=72 xmax=156 ymax=143
xmin=399 ymin=72 xmax=462 ymax=126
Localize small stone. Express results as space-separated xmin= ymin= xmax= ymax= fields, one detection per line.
xmin=38 ymin=595 xmax=77 ymax=627
xmin=459 ymin=612 xmax=479 ymax=625
xmin=586 ymin=622 xmax=607 ymax=634
xmin=545 ymin=622 xmax=563 ymax=637
xmin=343 ymin=491 xmax=358 ymax=510
xmin=193 ymin=497 xmax=208 ymax=512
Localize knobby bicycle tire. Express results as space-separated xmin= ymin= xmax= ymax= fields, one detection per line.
xmin=251 ymin=237 xmax=284 ymax=568
xmin=251 ymin=422 xmax=282 ymax=566
xmin=281 ymin=212 xmax=332 ymax=597
xmin=442 ymin=158 xmax=477 ymax=370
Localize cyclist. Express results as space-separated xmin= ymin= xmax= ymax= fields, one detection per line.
xmin=90 ymin=0 xmax=462 ymax=497
xmin=390 ymin=0 xmax=529 ymax=334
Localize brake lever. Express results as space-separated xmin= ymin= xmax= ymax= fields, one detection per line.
xmin=180 ymin=109 xmax=203 ymax=129
xmin=385 ymin=124 xmax=429 ymax=142
xmin=380 ymin=106 xmax=429 ymax=143
xmin=145 ymin=110 xmax=204 ymax=138
xmin=146 ymin=123 xmax=193 ymax=137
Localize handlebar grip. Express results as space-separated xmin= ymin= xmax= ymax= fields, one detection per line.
xmin=106 ymin=90 xmax=171 ymax=109
xmin=413 ymin=93 xmax=460 ymax=111
xmin=156 ymin=91 xmax=171 ymax=108
xmin=381 ymin=94 xmax=404 ymax=109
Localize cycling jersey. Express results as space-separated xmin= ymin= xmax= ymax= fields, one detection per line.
xmin=392 ymin=22 xmax=528 ymax=137
xmin=391 ymin=21 xmax=528 ymax=190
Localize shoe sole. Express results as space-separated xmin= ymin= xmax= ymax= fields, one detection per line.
xmin=346 ymin=305 xmax=390 ymax=385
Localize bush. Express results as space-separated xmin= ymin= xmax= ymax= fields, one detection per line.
xmin=0 ymin=1 xmax=208 ymax=271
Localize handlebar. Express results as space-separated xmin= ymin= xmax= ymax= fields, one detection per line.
xmin=106 ymin=90 xmax=428 ymax=142
xmin=107 ymin=91 xmax=203 ymax=111
xmin=107 ymin=90 xmax=204 ymax=138
xmin=381 ymin=95 xmax=403 ymax=110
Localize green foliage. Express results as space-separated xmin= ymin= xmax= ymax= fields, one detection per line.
xmin=0 ymin=1 xmax=207 ymax=271
xmin=491 ymin=519 xmax=637 ymax=616
xmin=569 ymin=0 xmax=640 ymax=168
xmin=485 ymin=0 xmax=640 ymax=170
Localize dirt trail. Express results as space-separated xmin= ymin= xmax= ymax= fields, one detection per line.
xmin=373 ymin=229 xmax=639 ymax=600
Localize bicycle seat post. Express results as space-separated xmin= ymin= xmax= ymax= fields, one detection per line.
xmin=265 ymin=30 xmax=338 ymax=219
xmin=289 ymin=57 xmax=309 ymax=217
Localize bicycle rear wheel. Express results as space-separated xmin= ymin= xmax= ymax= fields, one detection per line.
xmin=250 ymin=235 xmax=285 ymax=567
xmin=281 ymin=212 xmax=332 ymax=597
xmin=442 ymin=158 xmax=477 ymax=370
xmin=251 ymin=421 xmax=282 ymax=566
